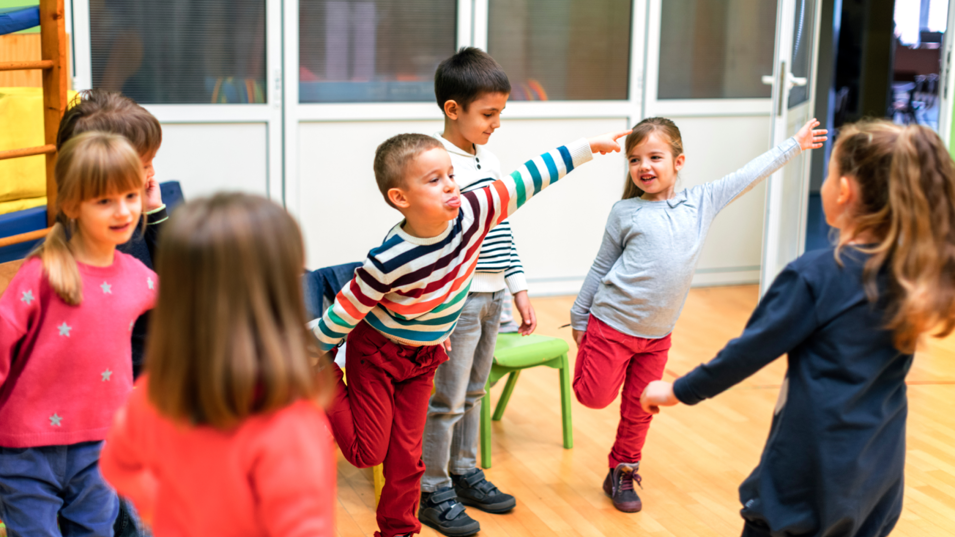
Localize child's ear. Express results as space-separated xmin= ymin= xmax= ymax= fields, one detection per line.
xmin=443 ymin=100 xmax=461 ymax=121
xmin=388 ymin=187 xmax=411 ymax=209
xmin=674 ymin=154 xmax=686 ymax=172
xmin=837 ymin=176 xmax=853 ymax=206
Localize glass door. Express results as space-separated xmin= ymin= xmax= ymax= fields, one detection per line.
xmin=760 ymin=0 xmax=823 ymax=292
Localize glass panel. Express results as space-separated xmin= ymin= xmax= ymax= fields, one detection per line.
xmin=488 ymin=0 xmax=631 ymax=101
xmin=299 ymin=0 xmax=455 ymax=103
xmin=658 ymin=0 xmax=776 ymax=100
xmin=90 ymin=1 xmax=267 ymax=104
xmin=787 ymin=0 xmax=815 ymax=108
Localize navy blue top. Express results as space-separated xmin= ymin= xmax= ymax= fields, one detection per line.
xmin=116 ymin=207 xmax=167 ymax=378
xmin=674 ymin=246 xmax=911 ymax=537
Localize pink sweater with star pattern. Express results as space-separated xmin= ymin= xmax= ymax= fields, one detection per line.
xmin=0 ymin=254 xmax=156 ymax=447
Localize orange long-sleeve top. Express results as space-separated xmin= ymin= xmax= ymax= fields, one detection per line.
xmin=101 ymin=377 xmax=336 ymax=537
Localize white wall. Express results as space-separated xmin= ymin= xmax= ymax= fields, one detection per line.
xmin=296 ymin=120 xmax=444 ymax=270
xmin=153 ymin=123 xmax=269 ymax=200
xmin=674 ymin=115 xmax=772 ymax=286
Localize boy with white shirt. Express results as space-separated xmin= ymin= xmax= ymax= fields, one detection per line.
xmin=419 ymin=47 xmax=535 ymax=537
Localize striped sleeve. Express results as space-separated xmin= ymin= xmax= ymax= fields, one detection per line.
xmin=468 ymin=138 xmax=593 ymax=232
xmin=310 ymin=257 xmax=391 ymax=352
xmin=503 ymin=236 xmax=527 ymax=294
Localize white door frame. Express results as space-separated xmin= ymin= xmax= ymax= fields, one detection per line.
xmin=68 ymin=0 xmax=285 ymax=203
xmin=939 ymin=0 xmax=955 ymax=147
xmin=760 ymin=0 xmax=823 ymax=292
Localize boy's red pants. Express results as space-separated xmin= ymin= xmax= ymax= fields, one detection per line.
xmin=573 ymin=314 xmax=671 ymax=468
xmin=326 ymin=321 xmax=448 ymax=537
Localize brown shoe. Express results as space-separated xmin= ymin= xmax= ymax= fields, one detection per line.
xmin=602 ymin=463 xmax=643 ymax=512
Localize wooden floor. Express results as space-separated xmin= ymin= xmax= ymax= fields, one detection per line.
xmin=334 ymin=286 xmax=955 ymax=537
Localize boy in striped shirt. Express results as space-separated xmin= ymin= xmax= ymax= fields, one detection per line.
xmin=312 ymin=128 xmax=628 ymax=537
xmin=419 ymin=48 xmax=529 ymax=537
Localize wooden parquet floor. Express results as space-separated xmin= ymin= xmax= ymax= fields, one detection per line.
xmin=335 ymin=285 xmax=955 ymax=537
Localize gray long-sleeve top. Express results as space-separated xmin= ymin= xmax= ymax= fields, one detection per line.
xmin=570 ymin=137 xmax=801 ymax=339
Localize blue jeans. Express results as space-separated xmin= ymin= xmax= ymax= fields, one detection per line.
xmin=0 ymin=441 xmax=119 ymax=537
xmin=421 ymin=290 xmax=504 ymax=492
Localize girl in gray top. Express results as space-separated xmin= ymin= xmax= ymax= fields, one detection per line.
xmin=570 ymin=117 xmax=826 ymax=514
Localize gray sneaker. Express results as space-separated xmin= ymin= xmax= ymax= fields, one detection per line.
xmin=452 ymin=468 xmax=516 ymax=514
xmin=602 ymin=462 xmax=643 ymax=512
xmin=419 ymin=487 xmax=481 ymax=537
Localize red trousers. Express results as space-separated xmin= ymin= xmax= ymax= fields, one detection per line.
xmin=573 ymin=315 xmax=671 ymax=468
xmin=327 ymin=321 xmax=448 ymax=537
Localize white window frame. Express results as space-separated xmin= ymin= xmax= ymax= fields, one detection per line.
xmin=69 ymin=0 xmax=285 ymax=203
xmin=284 ymin=0 xmax=646 ymax=217
xmin=71 ymin=0 xmax=647 ymax=210
xmin=643 ymin=0 xmax=774 ymax=118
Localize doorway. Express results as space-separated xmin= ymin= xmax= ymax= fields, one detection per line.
xmin=805 ymin=0 xmax=953 ymax=252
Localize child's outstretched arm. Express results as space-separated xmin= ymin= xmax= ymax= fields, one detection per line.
xmin=640 ymin=264 xmax=819 ymax=414
xmin=472 ymin=131 xmax=630 ymax=228
xmin=704 ymin=119 xmax=827 ymax=213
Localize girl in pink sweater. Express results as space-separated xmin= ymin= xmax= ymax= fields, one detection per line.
xmin=0 ymin=132 xmax=157 ymax=536
xmin=100 ymin=193 xmax=336 ymax=537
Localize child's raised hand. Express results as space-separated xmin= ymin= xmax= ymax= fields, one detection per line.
xmin=144 ymin=177 xmax=163 ymax=212
xmin=589 ymin=130 xmax=633 ymax=155
xmin=795 ymin=119 xmax=828 ymax=151
xmin=640 ymin=380 xmax=678 ymax=414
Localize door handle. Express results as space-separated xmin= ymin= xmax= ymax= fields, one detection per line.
xmin=762 ymin=75 xmax=775 ymax=85
xmin=789 ymin=76 xmax=807 ymax=87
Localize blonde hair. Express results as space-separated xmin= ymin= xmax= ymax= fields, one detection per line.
xmin=29 ymin=132 xmax=145 ymax=305
xmin=622 ymin=117 xmax=684 ymax=200
xmin=832 ymin=120 xmax=955 ymax=352
xmin=146 ymin=193 xmax=324 ymax=429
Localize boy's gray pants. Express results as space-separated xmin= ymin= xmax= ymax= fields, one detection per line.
xmin=420 ymin=290 xmax=504 ymax=492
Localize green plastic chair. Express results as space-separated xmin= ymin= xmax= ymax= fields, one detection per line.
xmin=480 ymin=333 xmax=574 ymax=469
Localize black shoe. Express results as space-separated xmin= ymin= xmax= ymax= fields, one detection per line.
xmin=419 ymin=487 xmax=481 ymax=537
xmin=452 ymin=468 xmax=516 ymax=514
xmin=602 ymin=463 xmax=642 ymax=513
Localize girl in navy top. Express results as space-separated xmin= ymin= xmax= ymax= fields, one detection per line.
xmin=642 ymin=120 xmax=955 ymax=537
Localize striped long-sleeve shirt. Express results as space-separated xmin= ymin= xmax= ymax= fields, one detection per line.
xmin=435 ymin=134 xmax=526 ymax=294
xmin=311 ymin=138 xmax=593 ymax=351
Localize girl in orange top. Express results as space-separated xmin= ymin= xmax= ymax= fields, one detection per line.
xmin=100 ymin=193 xmax=335 ymax=536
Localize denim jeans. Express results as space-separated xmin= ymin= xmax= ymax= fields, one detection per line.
xmin=0 ymin=441 xmax=119 ymax=537
xmin=421 ymin=290 xmax=504 ymax=492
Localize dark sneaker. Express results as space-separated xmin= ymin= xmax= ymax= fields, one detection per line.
xmin=452 ymin=468 xmax=516 ymax=514
xmin=419 ymin=487 xmax=481 ymax=537
xmin=602 ymin=463 xmax=643 ymax=513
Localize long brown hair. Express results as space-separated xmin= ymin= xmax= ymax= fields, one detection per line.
xmin=147 ymin=193 xmax=324 ymax=429
xmin=29 ymin=132 xmax=144 ymax=305
xmin=832 ymin=120 xmax=955 ymax=352
xmin=622 ymin=117 xmax=684 ymax=200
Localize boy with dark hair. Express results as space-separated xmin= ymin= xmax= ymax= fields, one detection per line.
xmin=56 ymin=88 xmax=166 ymax=537
xmin=418 ymin=47 xmax=530 ymax=537
xmin=312 ymin=127 xmax=629 ymax=537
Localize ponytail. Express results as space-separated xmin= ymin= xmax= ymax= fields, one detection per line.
xmin=30 ymin=217 xmax=82 ymax=305
xmin=833 ymin=120 xmax=955 ymax=352
xmin=28 ymin=131 xmax=145 ymax=305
